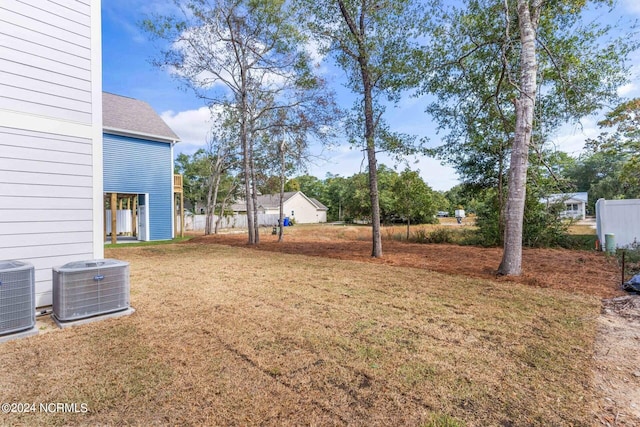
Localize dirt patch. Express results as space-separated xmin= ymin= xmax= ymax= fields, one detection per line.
xmin=594 ymin=296 xmax=640 ymax=426
xmin=187 ymin=225 xmax=623 ymax=299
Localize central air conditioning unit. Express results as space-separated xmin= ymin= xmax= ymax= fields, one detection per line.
xmin=0 ymin=261 xmax=35 ymax=336
xmin=52 ymin=259 xmax=130 ymax=322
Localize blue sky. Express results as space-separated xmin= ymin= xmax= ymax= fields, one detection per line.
xmin=102 ymin=0 xmax=640 ymax=192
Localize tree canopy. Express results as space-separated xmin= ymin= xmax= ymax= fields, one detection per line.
xmin=420 ymin=0 xmax=635 ymax=274
xmin=143 ymin=0 xmax=334 ymax=244
xmin=294 ymin=0 xmax=427 ymax=257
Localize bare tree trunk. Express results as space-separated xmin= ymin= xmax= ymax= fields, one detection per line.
xmin=497 ymin=146 xmax=505 ymax=244
xmin=232 ymin=20 xmax=255 ymax=245
xmin=241 ymin=86 xmax=256 ymax=244
xmin=214 ymin=204 xmax=223 ymax=234
xmin=363 ymin=76 xmax=383 ymax=258
xmin=335 ymin=0 xmax=382 ymax=258
xmin=215 ymin=180 xmax=238 ymax=234
xmin=498 ymin=0 xmax=539 ymax=276
xmin=205 ymin=152 xmax=223 ymax=235
xmin=208 ymin=171 xmax=222 ymax=233
xmin=278 ymin=140 xmax=286 ymax=242
xmin=249 ymin=135 xmax=260 ymax=243
xmin=406 ymin=217 xmax=410 ymax=241
xmin=205 ymin=174 xmax=214 ymax=235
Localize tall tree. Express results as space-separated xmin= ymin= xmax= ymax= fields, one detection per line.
xmin=497 ymin=0 xmax=541 ymax=275
xmin=422 ymin=0 xmax=633 ymax=275
xmin=296 ymin=0 xmax=425 ymax=257
xmin=324 ymin=173 xmax=349 ymax=221
xmin=175 ymin=150 xmax=210 ymax=211
xmin=265 ymin=80 xmax=338 ymax=241
xmin=143 ymin=0 xmax=317 ymax=245
xmin=393 ymin=169 xmax=436 ymax=239
xmin=566 ymin=149 xmax=629 ymax=212
xmin=203 ymin=110 xmax=240 ymax=235
xmin=587 ymin=98 xmax=640 ymax=196
xmin=288 ymin=175 xmax=325 ymax=199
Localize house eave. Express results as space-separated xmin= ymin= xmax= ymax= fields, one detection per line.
xmin=103 ymin=126 xmax=180 ymax=144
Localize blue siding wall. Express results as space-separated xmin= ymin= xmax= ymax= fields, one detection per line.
xmin=103 ymin=133 xmax=172 ymax=240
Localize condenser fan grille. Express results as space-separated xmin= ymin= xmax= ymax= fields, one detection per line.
xmin=0 ymin=261 xmax=35 ymax=336
xmin=53 ymin=259 xmax=130 ymax=322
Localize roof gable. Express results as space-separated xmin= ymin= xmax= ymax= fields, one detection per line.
xmin=102 ymin=92 xmax=180 ymax=143
xmin=232 ymin=191 xmax=327 ymax=212
xmin=309 ymin=198 xmax=328 ymax=211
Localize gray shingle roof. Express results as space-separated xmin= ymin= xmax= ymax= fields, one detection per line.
xmin=541 ymin=192 xmax=588 ymax=204
xmin=309 ymin=198 xmax=328 ymax=211
xmin=232 ymin=192 xmax=325 ymax=212
xmin=255 ymin=192 xmax=297 ymax=209
xmin=103 ymin=92 xmax=180 ymax=143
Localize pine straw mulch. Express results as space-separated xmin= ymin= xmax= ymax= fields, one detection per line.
xmin=187 ymin=224 xmax=623 ymax=299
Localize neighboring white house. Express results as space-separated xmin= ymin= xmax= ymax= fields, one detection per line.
xmin=232 ymin=191 xmax=328 ymax=224
xmin=0 ymin=1 xmax=103 ymax=307
xmin=596 ymin=198 xmax=640 ymax=250
xmin=540 ymin=192 xmax=588 ymax=220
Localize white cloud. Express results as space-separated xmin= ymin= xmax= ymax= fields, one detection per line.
xmin=162 ymin=107 xmax=214 ymax=152
xmin=411 ymin=158 xmax=459 ymax=191
xmin=305 ymin=145 xmax=459 ymax=191
xmin=618 ymin=82 xmax=638 ymax=96
xmin=303 ymin=38 xmax=329 ymax=72
xmin=621 ymin=0 xmax=640 ymax=15
xmin=550 ymin=117 xmax=601 ymax=156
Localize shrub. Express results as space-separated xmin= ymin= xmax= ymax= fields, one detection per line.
xmin=427 ymin=228 xmax=455 ymax=244
xmin=472 ymin=187 xmax=574 ymax=248
xmin=410 ymin=228 xmax=429 ymax=243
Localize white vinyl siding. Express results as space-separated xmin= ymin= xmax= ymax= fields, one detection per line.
xmin=0 ymin=0 xmax=101 ymax=308
xmin=261 ymin=193 xmax=326 ymax=224
xmin=0 ymin=1 xmax=92 ymax=123
xmin=0 ymin=127 xmax=94 ymax=307
xmin=596 ymin=199 xmax=640 ymax=250
xmin=287 ymin=193 xmax=324 ymax=224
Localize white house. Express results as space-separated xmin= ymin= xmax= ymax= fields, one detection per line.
xmin=0 ymin=0 xmax=103 ymax=307
xmin=540 ymin=192 xmax=588 ymax=220
xmin=232 ymin=191 xmax=328 ymax=224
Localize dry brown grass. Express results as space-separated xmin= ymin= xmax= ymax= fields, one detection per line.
xmin=568 ymin=224 xmax=597 ymax=235
xmin=0 ymin=240 xmax=606 ymax=426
